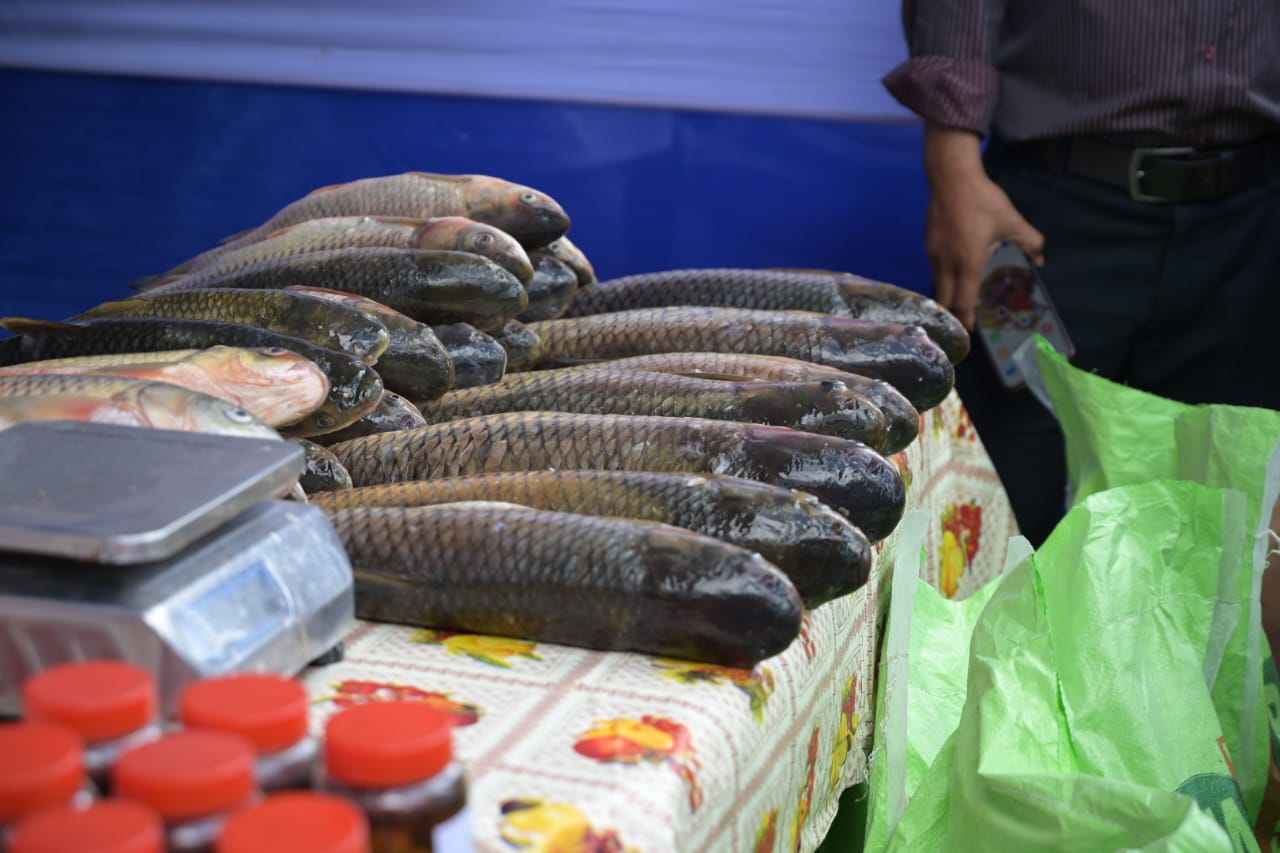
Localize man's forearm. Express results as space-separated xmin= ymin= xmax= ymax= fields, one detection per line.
xmin=923 ymin=123 xmax=986 ymax=187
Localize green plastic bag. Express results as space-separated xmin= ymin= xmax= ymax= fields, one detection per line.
xmin=1024 ymin=336 xmax=1280 ymax=819
xmin=862 ymin=523 xmax=1030 ymax=851
xmin=884 ymin=480 xmax=1253 ymax=852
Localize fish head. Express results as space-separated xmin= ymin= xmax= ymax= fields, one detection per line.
xmin=413 ymin=218 xmax=535 ymax=285
xmin=134 ymin=382 xmax=282 ymax=440
xmin=738 ymin=379 xmax=889 ymax=449
xmin=185 ymin=346 xmax=331 ymax=428
xmin=288 ymin=354 xmax=385 ymax=437
xmin=462 ymin=177 xmax=571 ymax=250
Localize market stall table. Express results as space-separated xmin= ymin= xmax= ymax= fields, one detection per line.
xmin=301 ymin=391 xmax=1016 ymax=852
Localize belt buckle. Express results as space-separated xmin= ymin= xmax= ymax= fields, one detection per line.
xmin=1128 ymin=146 xmax=1197 ymax=202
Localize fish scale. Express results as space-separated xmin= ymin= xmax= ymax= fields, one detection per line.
xmin=415 ymin=365 xmax=889 ymax=449
xmin=327 ymin=410 xmax=906 ymax=541
xmin=329 ymin=502 xmax=802 ymax=665
xmin=529 ymin=306 xmax=955 ymax=411
xmin=310 ymin=470 xmax=873 ymax=605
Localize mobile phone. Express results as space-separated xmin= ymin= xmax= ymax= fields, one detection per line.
xmin=974 ymin=242 xmax=1076 ymax=390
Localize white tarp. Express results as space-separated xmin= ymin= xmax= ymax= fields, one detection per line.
xmin=0 ymin=0 xmax=912 ymax=120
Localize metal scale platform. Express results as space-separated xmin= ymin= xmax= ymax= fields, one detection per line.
xmin=0 ymin=421 xmax=355 ymax=716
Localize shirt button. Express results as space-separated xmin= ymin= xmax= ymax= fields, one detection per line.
xmin=1203 ymin=44 xmax=1217 ymax=62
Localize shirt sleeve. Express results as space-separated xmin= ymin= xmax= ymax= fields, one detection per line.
xmin=881 ymin=0 xmax=1006 ymax=134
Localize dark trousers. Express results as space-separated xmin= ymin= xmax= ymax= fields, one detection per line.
xmin=956 ymin=145 xmax=1280 ymax=547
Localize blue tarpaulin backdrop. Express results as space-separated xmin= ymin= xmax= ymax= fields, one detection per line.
xmin=0 ymin=2 xmax=931 ymax=324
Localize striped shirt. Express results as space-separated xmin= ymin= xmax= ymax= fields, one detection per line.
xmin=883 ymin=0 xmax=1280 ymax=146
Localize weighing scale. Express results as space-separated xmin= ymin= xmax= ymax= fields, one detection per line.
xmin=0 ymin=421 xmax=355 ymax=716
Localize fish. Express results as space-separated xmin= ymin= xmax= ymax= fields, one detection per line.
xmin=147 ymin=215 xmax=534 ymax=287
xmin=217 ymin=172 xmax=571 ymax=250
xmin=0 ymin=380 xmax=281 ymax=440
xmin=326 ymin=502 xmax=803 ymax=666
xmin=327 ymin=411 xmax=906 ymax=541
xmin=78 ymin=289 xmax=391 ymax=365
xmin=516 ymin=254 xmax=579 ymax=323
xmin=533 ymin=235 xmax=596 ymax=287
xmin=283 ymin=286 xmax=456 ymax=401
xmin=431 ymin=323 xmax=507 ymax=389
xmin=145 ymin=248 xmax=528 ymax=332
xmin=0 ymin=346 xmax=329 ymax=428
xmin=310 ymin=470 xmax=872 ymax=606
xmin=138 ymin=215 xmax=430 ymax=285
xmin=0 ymin=317 xmax=382 ymax=437
xmin=491 ymin=320 xmax=542 ymax=373
xmin=559 ymin=352 xmax=921 ymax=453
xmin=414 ymin=367 xmax=890 ymax=450
xmin=312 ymin=391 xmax=428 ymax=446
xmin=564 ymin=267 xmax=970 ymax=364
xmin=529 ymin=307 xmax=955 ymax=411
xmin=294 ymin=439 xmax=354 ymax=493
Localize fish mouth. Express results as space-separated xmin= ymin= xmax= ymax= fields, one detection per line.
xmin=495 ymin=251 xmax=536 ymax=285
xmin=513 ymin=210 xmax=572 ymax=251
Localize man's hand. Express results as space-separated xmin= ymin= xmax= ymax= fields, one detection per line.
xmin=923 ymin=124 xmax=1045 ymax=330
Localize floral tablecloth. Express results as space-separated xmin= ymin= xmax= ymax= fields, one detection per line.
xmin=301 ymin=391 xmax=1016 ymax=853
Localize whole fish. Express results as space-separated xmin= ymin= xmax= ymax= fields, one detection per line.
xmin=311 ymin=471 xmax=871 ymax=606
xmin=432 ymin=323 xmax=507 ymax=389
xmin=218 ymin=172 xmax=571 ymax=250
xmin=516 ymin=253 xmax=578 ymax=323
xmin=0 ymin=347 xmax=328 ymax=428
xmin=415 ymin=367 xmax=889 ymax=450
xmin=563 ymin=352 xmax=921 ymax=454
xmin=158 ymin=215 xmax=533 ymax=285
xmin=313 ymin=392 xmax=428 ymax=446
xmin=327 ymin=502 xmax=802 ymax=666
xmin=78 ymin=289 xmax=390 ymax=365
xmin=565 ymin=268 xmax=970 ymax=364
xmin=491 ymin=320 xmax=542 ymax=373
xmin=0 ymin=380 xmax=281 ymax=441
xmin=327 ymin=411 xmax=906 ymax=541
xmin=0 ymin=317 xmax=382 ymax=437
xmin=294 ymin=439 xmax=354 ymax=493
xmin=529 ymin=306 xmax=955 ymax=411
xmin=533 ymin=235 xmax=596 ymax=287
xmin=283 ymin=286 xmax=455 ymax=401
xmin=146 ymin=248 xmax=527 ymax=332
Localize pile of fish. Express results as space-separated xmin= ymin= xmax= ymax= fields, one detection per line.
xmin=0 ymin=170 xmax=970 ymax=667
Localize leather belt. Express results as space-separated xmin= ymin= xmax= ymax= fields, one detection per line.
xmin=1001 ymin=135 xmax=1280 ymax=203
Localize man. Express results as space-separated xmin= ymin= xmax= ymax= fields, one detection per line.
xmin=883 ymin=1 xmax=1280 ymax=546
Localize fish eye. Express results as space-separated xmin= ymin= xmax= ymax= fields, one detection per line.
xmin=314 ymin=413 xmax=335 ymax=429
xmin=224 ymin=407 xmax=255 ymax=424
xmin=519 ymin=191 xmax=539 ymax=205
xmin=472 ymin=233 xmax=494 ymax=248
xmin=264 ymin=347 xmax=288 ymax=356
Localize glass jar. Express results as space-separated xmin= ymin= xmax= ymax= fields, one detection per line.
xmin=22 ymin=660 xmax=161 ymax=794
xmin=320 ymin=702 xmax=471 ymax=853
xmin=215 ymin=792 xmax=369 ymax=853
xmin=10 ymin=799 xmax=163 ymax=853
xmin=112 ymin=730 xmax=260 ymax=853
xmin=179 ymin=673 xmax=318 ymax=792
xmin=0 ymin=721 xmax=95 ymax=847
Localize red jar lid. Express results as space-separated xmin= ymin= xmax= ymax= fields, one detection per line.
xmin=0 ymin=721 xmax=86 ymax=822
xmin=112 ymin=730 xmax=257 ymax=820
xmin=23 ymin=660 xmax=157 ymax=743
xmin=179 ymin=673 xmax=309 ymax=753
xmin=10 ymin=800 xmax=164 ymax=853
xmin=324 ymin=701 xmax=455 ymax=788
xmin=215 ymin=792 xmax=370 ymax=853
